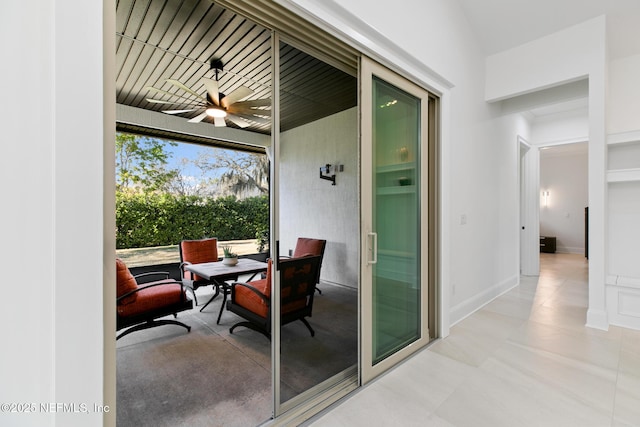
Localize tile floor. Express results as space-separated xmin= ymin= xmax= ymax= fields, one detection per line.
xmin=309 ymin=253 xmax=640 ymax=427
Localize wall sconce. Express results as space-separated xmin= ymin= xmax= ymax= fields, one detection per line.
xmin=542 ymin=190 xmax=550 ymax=207
xmin=319 ymin=163 xmax=343 ymax=185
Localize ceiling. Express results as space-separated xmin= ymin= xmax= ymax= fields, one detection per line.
xmin=116 ymin=0 xmax=357 ymax=136
xmin=540 ymin=142 xmax=588 ymax=157
xmin=454 ymin=0 xmax=640 ymax=119
xmin=117 ymin=0 xmax=639 ymax=138
xmin=456 ymin=0 xmax=640 ymax=59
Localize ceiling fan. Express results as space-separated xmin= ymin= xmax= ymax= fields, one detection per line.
xmin=145 ymin=60 xmax=270 ymax=128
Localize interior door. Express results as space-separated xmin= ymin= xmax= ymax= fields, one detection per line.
xmin=520 ymin=141 xmax=528 ymax=274
xmin=361 ymin=56 xmax=431 ymax=383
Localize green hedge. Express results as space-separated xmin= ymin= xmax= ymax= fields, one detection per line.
xmin=116 ymin=193 xmax=268 ymax=249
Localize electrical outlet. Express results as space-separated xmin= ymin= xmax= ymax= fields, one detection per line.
xmin=460 ymin=214 xmax=467 ymax=225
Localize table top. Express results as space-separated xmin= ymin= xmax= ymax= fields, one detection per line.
xmin=184 ymin=258 xmax=267 ymax=281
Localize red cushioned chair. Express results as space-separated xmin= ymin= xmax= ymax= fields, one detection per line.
xmin=287 ymin=237 xmax=326 ymax=294
xmin=116 ymin=258 xmax=193 ymax=340
xmin=178 ymin=237 xmax=225 ymax=315
xmin=227 ymin=255 xmax=322 ymax=340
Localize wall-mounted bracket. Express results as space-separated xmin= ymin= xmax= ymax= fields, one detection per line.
xmin=319 ymin=164 xmax=336 ymax=185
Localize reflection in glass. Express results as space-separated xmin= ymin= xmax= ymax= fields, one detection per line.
xmin=372 ymin=77 xmax=421 ymax=364
xmin=278 ymin=41 xmax=358 ymax=405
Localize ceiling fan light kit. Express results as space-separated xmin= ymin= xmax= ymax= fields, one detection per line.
xmin=206 ymin=107 xmax=227 ymax=118
xmin=145 ymin=59 xmax=270 ymax=129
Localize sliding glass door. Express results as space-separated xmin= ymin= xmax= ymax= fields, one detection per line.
xmin=361 ymin=57 xmax=432 ymax=382
xmin=272 ymin=35 xmax=359 ymax=416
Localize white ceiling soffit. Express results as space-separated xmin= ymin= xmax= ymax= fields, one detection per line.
xmin=116 ymin=104 xmax=270 ymax=152
xmin=540 ymin=142 xmax=588 ymax=157
xmin=456 ymin=0 xmax=640 ymax=59
xmin=499 ymin=79 xmax=589 ymax=116
xmin=528 ymin=98 xmax=588 ymax=119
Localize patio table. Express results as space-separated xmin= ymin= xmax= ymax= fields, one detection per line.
xmin=185 ymin=258 xmax=268 ymax=324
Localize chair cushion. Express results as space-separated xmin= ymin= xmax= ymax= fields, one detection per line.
xmin=117 ymin=281 xmax=185 ymax=318
xmin=234 ymin=259 xmax=307 ymax=316
xmin=235 ymin=278 xmax=270 ymax=317
xmin=116 ymin=258 xmax=138 ymax=305
xmin=292 ymin=238 xmax=325 ymax=258
xmin=282 ymin=296 xmax=307 ymax=314
xmin=234 ymin=259 xmax=272 ymax=317
xmin=281 ymin=261 xmax=309 ymax=313
xmin=180 ymin=238 xmax=218 ymax=281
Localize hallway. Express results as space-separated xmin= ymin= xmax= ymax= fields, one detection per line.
xmin=309 ymin=253 xmax=640 ymax=426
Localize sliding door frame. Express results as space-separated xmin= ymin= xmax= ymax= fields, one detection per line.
xmin=213 ymin=1 xmax=444 ymax=422
xmin=270 ymin=32 xmax=360 ymax=422
xmin=360 ymin=55 xmax=433 ymax=384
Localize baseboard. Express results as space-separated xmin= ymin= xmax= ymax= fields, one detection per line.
xmin=319 ymin=279 xmax=357 ymax=290
xmin=450 ymin=274 xmax=519 ymax=326
xmin=556 ymin=246 xmax=585 ymax=255
xmin=586 ymin=308 xmax=609 ymax=331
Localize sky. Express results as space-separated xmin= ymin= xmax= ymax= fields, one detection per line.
xmin=163 ymin=139 xmax=226 ymax=182
xmin=120 ymin=133 xmax=264 ymax=192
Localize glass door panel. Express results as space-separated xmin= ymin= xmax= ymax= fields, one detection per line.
xmin=361 ymin=56 xmax=431 ymax=383
xmin=372 ymin=76 xmax=421 ymax=363
xmin=274 ymin=38 xmax=359 ymax=413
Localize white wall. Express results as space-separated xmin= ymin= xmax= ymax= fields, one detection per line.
xmin=279 ymin=108 xmax=359 ymax=288
xmin=539 ymin=146 xmax=589 ymax=254
xmin=485 ymin=16 xmax=609 ymax=330
xmin=287 ymin=0 xmax=524 ymax=325
xmin=608 ymin=182 xmax=640 ymax=278
xmin=606 ymin=54 xmax=640 ymax=329
xmin=8 ymin=1 xmax=639 ymax=424
xmin=609 ymin=54 xmax=640 ymax=134
xmin=531 ymin=109 xmax=589 ymax=145
xmin=1 ymin=1 xmax=112 ymax=426
xmin=485 ymin=18 xmax=605 ymax=102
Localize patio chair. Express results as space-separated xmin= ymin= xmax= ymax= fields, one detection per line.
xmin=227 ymin=255 xmax=322 ymax=340
xmin=179 ymin=237 xmax=225 ymax=313
xmin=116 ymin=258 xmax=193 ymax=340
xmin=286 ymin=237 xmax=326 ymax=294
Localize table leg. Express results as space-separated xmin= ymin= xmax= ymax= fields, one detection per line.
xmin=217 ymin=283 xmax=230 ymax=324
xmin=198 ymin=282 xmax=220 ymax=312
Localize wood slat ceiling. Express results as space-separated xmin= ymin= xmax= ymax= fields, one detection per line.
xmin=116 ymin=0 xmax=357 ymax=135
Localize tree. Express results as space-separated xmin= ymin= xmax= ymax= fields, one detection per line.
xmin=115 ymin=133 xmax=179 ymax=193
xmin=161 ymin=156 xmax=220 ymax=197
xmin=193 ymin=149 xmax=269 ymax=198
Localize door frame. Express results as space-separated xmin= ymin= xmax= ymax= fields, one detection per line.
xmin=270 ymin=32 xmax=361 ymax=422
xmin=360 ymin=56 xmax=433 ymax=384
xmin=518 ymin=135 xmax=540 ymax=276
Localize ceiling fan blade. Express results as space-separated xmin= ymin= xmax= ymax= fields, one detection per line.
xmin=229 ymin=105 xmax=271 ymax=116
xmin=146 ymin=98 xmax=177 ymax=105
xmin=161 ymin=109 xmax=198 ymax=114
xmin=214 ymin=116 xmax=227 ymax=127
xmin=165 ymin=79 xmax=207 ymax=102
xmin=145 ymin=87 xmax=202 ymax=104
xmin=232 ymin=113 xmax=270 ymax=126
xmin=220 ymin=86 xmax=253 ymax=108
xmin=226 ymin=114 xmax=252 ymax=128
xmin=188 ymin=112 xmax=208 ymax=123
xmin=231 ymin=98 xmax=271 ymax=108
xmin=201 ymin=78 xmax=220 ymax=106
